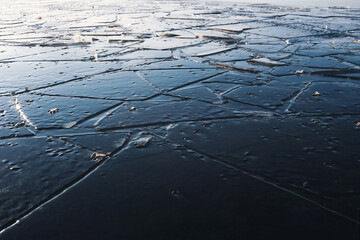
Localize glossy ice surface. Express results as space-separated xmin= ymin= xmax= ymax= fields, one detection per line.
xmin=0 ymin=1 xmax=359 ymax=239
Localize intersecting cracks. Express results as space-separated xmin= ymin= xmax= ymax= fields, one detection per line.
xmin=10 ymin=70 xmax=226 ymax=132
xmin=284 ymin=81 xmax=312 ymax=114
xmin=0 ymin=131 xmax=132 ymax=233
xmin=1 ymin=2 xmax=360 ymax=236
xmin=92 ymin=46 xmax=142 ymax=59
xmin=170 ymin=71 xmax=226 ymax=92
xmin=332 ymin=55 xmax=360 ymax=67
xmin=6 ymin=59 xmax=172 ymax=96
xmin=64 ymin=102 xmax=124 ymax=129
xmin=124 ymin=66 xmax=217 ymax=71
xmin=92 ymin=104 xmax=124 ymax=127
xmin=224 ymin=96 xmax=276 ymax=110
xmin=210 ymin=80 xmax=266 ymax=104
xmin=95 ymin=113 xmax=276 ymax=132
xmin=10 ymin=67 xmax=273 ymax=133
xmin=55 ymin=131 xmax=132 ymax=158
xmin=1 ymin=57 xmax=172 ymax=63
xmin=141 ymin=41 xmax=208 ymax=51
xmin=220 ymin=85 xmax=241 ymax=96
xmin=12 ymin=69 xmax=122 ymax=95
xmin=137 ymin=68 xmax=226 ymax=93
xmin=136 ymin=71 xmax=162 ymax=92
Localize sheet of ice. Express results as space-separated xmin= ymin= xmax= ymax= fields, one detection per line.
xmin=0 ymin=0 xmax=360 ymax=237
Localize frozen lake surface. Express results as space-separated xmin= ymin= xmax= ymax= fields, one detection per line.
xmin=212 ymin=0 xmax=360 ymax=8
xmin=0 ymin=0 xmax=359 ymax=239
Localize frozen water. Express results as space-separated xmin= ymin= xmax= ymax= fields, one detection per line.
xmin=0 ymin=0 xmax=359 ymax=239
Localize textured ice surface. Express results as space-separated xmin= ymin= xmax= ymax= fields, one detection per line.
xmin=0 ymin=0 xmax=359 ymax=238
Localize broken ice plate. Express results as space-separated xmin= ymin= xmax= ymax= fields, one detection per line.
xmin=195 ymin=34 xmax=236 ymax=41
xmin=161 ymin=32 xmax=180 ymax=38
xmin=107 ymin=36 xmax=140 ymax=43
xmin=192 ymin=46 xmax=235 ymax=57
xmin=90 ymin=152 xmax=109 ymax=162
xmin=208 ymin=24 xmax=250 ymax=34
xmin=134 ymin=137 xmax=152 ymax=148
xmin=248 ymin=57 xmax=286 ymax=66
xmin=193 ymin=31 xmax=237 ymax=41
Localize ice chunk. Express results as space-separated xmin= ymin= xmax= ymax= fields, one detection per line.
xmin=209 ymin=24 xmax=250 ymax=34
xmin=134 ymin=137 xmax=152 ymax=148
xmin=192 ymin=47 xmax=235 ymax=57
xmin=248 ymin=57 xmax=286 ymax=66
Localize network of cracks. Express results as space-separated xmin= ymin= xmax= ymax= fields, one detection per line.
xmin=0 ymin=0 xmax=359 ymax=238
